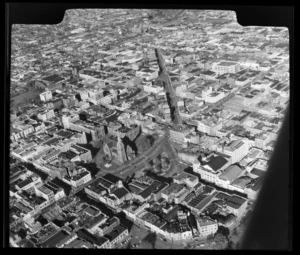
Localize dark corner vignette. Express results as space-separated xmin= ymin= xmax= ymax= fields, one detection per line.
xmin=5 ymin=3 xmax=293 ymax=251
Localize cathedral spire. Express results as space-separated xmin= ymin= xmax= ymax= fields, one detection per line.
xmin=117 ymin=133 xmax=128 ymax=164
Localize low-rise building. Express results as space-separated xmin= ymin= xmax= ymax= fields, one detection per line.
xmin=216 ymin=165 xmax=244 ymax=190
xmin=161 ymin=183 xmax=187 ymax=203
xmin=62 ymin=167 xmax=92 ymax=189
xmin=196 ymin=217 xmax=218 ymax=237
xmin=104 ymin=224 xmax=129 ymax=248
xmin=193 ymin=152 xmax=231 ymax=184
xmin=77 ymin=228 xmax=111 ymax=249
xmin=216 ymin=139 xmax=249 ymax=164
xmin=225 ymin=195 xmax=247 ymax=217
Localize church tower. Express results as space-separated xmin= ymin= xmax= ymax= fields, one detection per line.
xmin=116 ymin=133 xmax=128 ymax=164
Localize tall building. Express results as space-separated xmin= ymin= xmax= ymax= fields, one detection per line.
xmin=155 ymin=49 xmax=182 ymax=127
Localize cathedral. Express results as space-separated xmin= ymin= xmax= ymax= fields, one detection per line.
xmin=101 ymin=133 xmax=136 ymax=166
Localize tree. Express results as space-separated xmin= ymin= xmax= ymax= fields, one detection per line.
xmin=146 ymin=135 xmax=155 ymax=147
xmin=143 ymin=232 xmax=157 ymax=248
xmin=217 ymin=226 xmax=230 ymax=239
xmin=214 ymin=233 xmax=228 ymax=250
xmin=207 ymin=233 xmax=214 ymax=241
xmin=231 ymin=227 xmax=238 ymax=237
xmin=226 ymin=240 xmax=234 ymax=250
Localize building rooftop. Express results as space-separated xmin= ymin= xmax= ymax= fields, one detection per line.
xmin=231 ymin=176 xmax=253 ymax=189
xmin=226 ymin=195 xmax=247 ymax=209
xmin=164 ymin=205 xmax=181 ymax=222
xmin=40 ymin=230 xmax=68 ymax=248
xmin=85 ymin=178 xmax=107 ymax=195
xmin=219 ymin=165 xmax=244 ymax=182
xmin=203 ymin=154 xmax=229 ymax=172
xmin=111 ymin=187 xmax=129 ymax=199
xmin=162 ymin=183 xmax=185 ymax=196
xmin=37 ymin=185 xmax=53 ymax=195
xmin=104 ymin=224 xmax=127 ymax=242
xmin=250 ymin=168 xmax=266 ymax=178
xmin=16 ymin=178 xmax=33 ymax=189
xmin=139 ymin=180 xmax=162 ymax=199
xmin=86 ymin=213 xmax=107 ymax=229
xmin=198 ymin=216 xmax=217 ymax=227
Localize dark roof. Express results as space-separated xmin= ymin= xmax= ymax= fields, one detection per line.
xmin=84 ymin=206 xmax=100 ymax=217
xmin=215 ymin=192 xmax=231 ymax=201
xmin=86 ymin=213 xmax=106 ymax=229
xmin=247 ymin=176 xmax=265 ymax=191
xmin=77 ymin=228 xmax=109 ymax=247
xmin=164 ymin=205 xmax=181 ymax=222
xmin=111 ymin=187 xmax=129 ymax=199
xmin=226 ymin=195 xmax=247 ymax=209
xmin=16 ymin=178 xmax=32 ymax=189
xmin=211 ymin=213 xmax=235 ymax=224
xmin=205 ymin=155 xmax=228 ymax=172
xmin=102 ymin=173 xmax=122 ymax=184
xmin=40 ymin=230 xmax=68 ymax=248
xmin=104 ymin=224 xmax=127 ymax=241
xmin=139 ymin=180 xmax=162 ymax=199
xmin=250 ymin=168 xmax=266 ymax=177
xmin=187 ymin=213 xmax=197 ymax=229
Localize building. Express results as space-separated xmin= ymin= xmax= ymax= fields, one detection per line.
xmin=86 ymin=213 xmax=109 ymax=235
xmin=212 ymin=61 xmax=240 ymax=75
xmin=122 ymin=202 xmax=150 ymax=222
xmin=225 ymin=195 xmax=247 ymax=217
xmin=193 ymin=152 xmax=231 ymax=184
xmin=77 ymin=228 xmax=111 ymax=249
xmin=62 ymin=167 xmax=92 ymax=189
xmin=197 ymin=216 xmax=218 ymax=237
xmin=37 ymin=109 xmax=55 ymax=121
xmin=216 ymin=139 xmax=249 ymax=164
xmin=39 ymin=91 xmax=53 ymax=102
xmin=56 ymin=233 xmax=78 ymax=248
xmin=15 ymin=176 xmax=42 ymax=191
xmin=99 ymin=186 xmax=132 ymax=209
xmin=161 ymin=183 xmax=187 ymax=203
xmin=216 ymin=165 xmax=244 ymax=190
xmin=95 ymin=216 xmax=120 ymax=236
xmin=104 ymin=224 xmax=129 ymax=248
xmin=173 ymin=172 xmax=199 ymax=188
xmin=84 ymin=178 xmax=107 ymax=201
xmin=169 ymin=127 xmax=190 ymax=145
xmin=35 ymin=185 xmax=56 ymax=204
